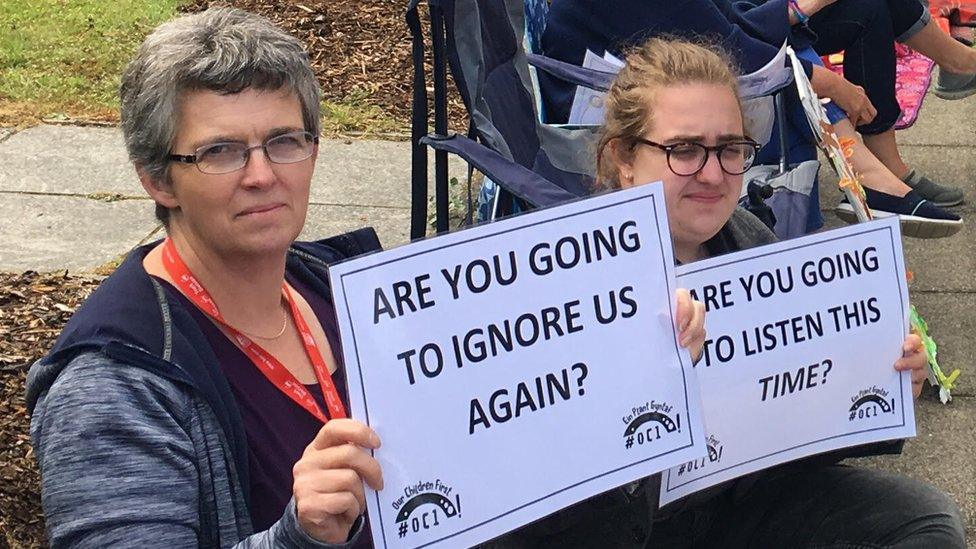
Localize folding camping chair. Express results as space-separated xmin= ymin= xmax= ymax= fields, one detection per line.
xmin=408 ymin=0 xmax=821 ymax=241
xmin=407 ymin=0 xmax=622 ymax=240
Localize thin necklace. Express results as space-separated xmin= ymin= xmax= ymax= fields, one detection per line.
xmin=236 ymin=305 xmax=289 ymax=340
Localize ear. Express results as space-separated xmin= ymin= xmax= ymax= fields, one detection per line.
xmin=608 ymin=138 xmax=635 ymax=188
xmin=137 ymin=166 xmax=179 ymax=209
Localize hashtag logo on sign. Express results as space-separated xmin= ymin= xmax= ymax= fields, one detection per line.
xmin=625 ymin=435 xmax=634 ymax=449
xmin=849 ymin=411 xmax=856 ymax=421
xmin=398 ymin=522 xmax=408 ymax=538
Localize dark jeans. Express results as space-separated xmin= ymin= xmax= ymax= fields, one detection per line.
xmin=807 ymin=0 xmax=930 ymax=134
xmin=646 ymin=464 xmax=965 ymax=548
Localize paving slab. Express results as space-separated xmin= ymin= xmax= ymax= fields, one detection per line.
xmin=300 ymin=203 xmax=411 ymax=250
xmin=0 ymin=194 xmax=158 ymax=272
xmin=0 ymin=125 xmax=139 ymax=195
xmin=0 ymin=126 xmax=468 ymax=211
xmin=312 ymin=139 xmax=468 ymax=208
xmin=897 ymin=144 xmax=976 ymax=200
xmin=896 ymin=85 xmax=976 ymax=147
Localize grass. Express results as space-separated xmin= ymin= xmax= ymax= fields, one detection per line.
xmin=321 ymin=96 xmax=404 ymax=137
xmin=0 ymin=0 xmax=182 ymax=126
xmin=0 ymin=2 xmax=405 ymax=136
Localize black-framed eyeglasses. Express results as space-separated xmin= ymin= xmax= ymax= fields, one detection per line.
xmin=633 ymin=138 xmax=761 ymax=176
xmin=168 ymin=130 xmax=319 ymax=175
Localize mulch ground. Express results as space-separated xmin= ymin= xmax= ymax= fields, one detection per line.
xmin=0 ymin=272 xmax=100 ymax=548
xmin=0 ymin=2 xmax=469 ymax=546
xmin=181 ymin=0 xmax=466 ymax=132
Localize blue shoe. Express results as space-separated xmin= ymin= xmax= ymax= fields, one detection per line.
xmin=835 ymin=189 xmax=963 ymax=238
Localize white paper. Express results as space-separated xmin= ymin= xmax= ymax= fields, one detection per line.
xmin=742 ymin=95 xmax=776 ymax=146
xmin=602 ymin=51 xmax=624 ymax=68
xmin=738 ymin=41 xmax=792 ymax=100
xmin=330 ymin=183 xmax=706 ymax=548
xmin=567 ymin=49 xmax=619 ymax=125
xmin=660 ymin=217 xmax=915 ymax=505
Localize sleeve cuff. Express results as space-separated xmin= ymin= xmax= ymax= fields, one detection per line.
xmin=276 ymin=498 xmax=366 ymax=548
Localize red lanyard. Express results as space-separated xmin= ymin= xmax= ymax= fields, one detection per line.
xmin=161 ymin=238 xmax=346 ymax=423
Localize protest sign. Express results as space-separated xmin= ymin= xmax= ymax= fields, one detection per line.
xmin=329 ymin=183 xmax=705 ymax=548
xmin=660 ymin=217 xmax=915 ymax=505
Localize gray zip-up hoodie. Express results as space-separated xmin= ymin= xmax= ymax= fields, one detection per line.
xmin=27 ymin=231 xmax=380 ymax=548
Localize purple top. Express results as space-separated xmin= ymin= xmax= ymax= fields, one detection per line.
xmin=183 ymin=274 xmax=373 ymax=546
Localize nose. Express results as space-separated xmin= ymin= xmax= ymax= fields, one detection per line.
xmin=240 ymin=146 xmax=277 ymax=188
xmin=695 ymin=150 xmax=725 ymax=185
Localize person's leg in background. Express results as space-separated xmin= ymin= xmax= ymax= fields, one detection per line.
xmin=900 ymin=9 xmax=976 ymax=100
xmin=807 ymin=0 xmax=966 ymax=207
xmin=756 ymin=67 xmax=960 ymax=237
xmin=832 ymin=118 xmax=963 ymax=238
xmin=886 ymin=1 xmax=974 ymax=204
xmin=784 ymin=48 xmax=963 ymax=235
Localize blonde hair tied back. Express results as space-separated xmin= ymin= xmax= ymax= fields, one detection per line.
xmin=596 ymin=36 xmax=744 ymax=189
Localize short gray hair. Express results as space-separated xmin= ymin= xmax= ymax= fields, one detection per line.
xmin=120 ymin=7 xmax=321 ymax=224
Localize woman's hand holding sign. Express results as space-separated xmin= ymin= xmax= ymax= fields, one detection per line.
xmin=676 ymin=289 xmax=707 ymax=363
xmin=894 ymin=333 xmax=928 ymax=399
xmin=293 ymin=419 xmax=384 ymax=543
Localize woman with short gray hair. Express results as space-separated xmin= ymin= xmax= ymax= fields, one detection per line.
xmin=28 ymin=8 xmax=383 ymax=547
xmin=119 ymin=7 xmax=322 ymax=225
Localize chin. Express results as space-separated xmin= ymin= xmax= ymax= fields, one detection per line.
xmin=234 ymin=227 xmax=300 ymax=257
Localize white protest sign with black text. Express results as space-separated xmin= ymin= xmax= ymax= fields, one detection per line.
xmin=329 ymin=184 xmax=706 ymax=548
xmin=660 ymin=217 xmax=915 ymax=505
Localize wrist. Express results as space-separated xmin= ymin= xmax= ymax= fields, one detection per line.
xmin=810 ymin=65 xmax=830 ymax=96
xmin=788 ymin=0 xmax=811 ymax=24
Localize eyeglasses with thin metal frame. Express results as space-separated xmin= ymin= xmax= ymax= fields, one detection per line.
xmin=168 ymin=130 xmax=319 ymax=175
xmin=633 ymin=137 xmax=761 ymax=176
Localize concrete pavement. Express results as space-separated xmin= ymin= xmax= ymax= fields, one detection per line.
xmin=0 ymin=125 xmax=466 ymax=272
xmin=818 ymin=90 xmax=976 ymax=541
xmin=1 ymin=85 xmax=975 ymax=541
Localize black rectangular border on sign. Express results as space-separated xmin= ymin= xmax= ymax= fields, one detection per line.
xmin=664 ymin=223 xmax=908 ymax=494
xmin=338 ymin=191 xmax=698 ymax=548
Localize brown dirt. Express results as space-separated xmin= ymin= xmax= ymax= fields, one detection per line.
xmin=180 ymin=0 xmax=466 ymax=133
xmin=0 ymin=272 xmax=101 ymax=548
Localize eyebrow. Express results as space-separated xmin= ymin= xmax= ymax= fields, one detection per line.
xmin=189 ymin=126 xmax=306 ymax=151
xmin=662 ymin=133 xmax=749 ymax=144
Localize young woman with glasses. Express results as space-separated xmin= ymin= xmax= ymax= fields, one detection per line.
xmin=591 ymin=37 xmax=963 ymax=547
xmin=483 ymin=37 xmax=961 ymax=549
